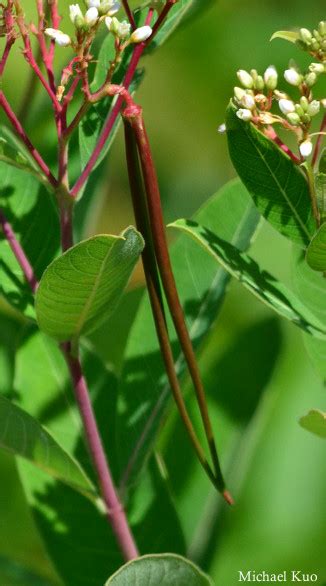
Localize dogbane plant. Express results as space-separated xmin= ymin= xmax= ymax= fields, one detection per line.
xmin=0 ymin=0 xmax=235 ymax=584
xmin=0 ymin=2 xmax=326 ymax=584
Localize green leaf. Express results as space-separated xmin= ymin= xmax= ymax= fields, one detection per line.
xmin=169 ymin=218 xmax=326 ymax=339
xmin=116 ymin=179 xmax=260 ymax=491
xmin=315 ymin=171 xmax=326 ymax=223
xmin=145 ymin=0 xmax=214 ymax=52
xmin=0 ymin=126 xmax=46 ymax=183
xmin=35 ymin=227 xmax=144 ymax=342
xmin=306 ymin=223 xmax=326 ymax=272
xmin=292 ymin=251 xmax=326 ymax=379
xmin=0 ymin=394 xmax=96 ymax=500
xmin=0 ymin=554 xmax=54 ymax=586
xmin=299 ymin=409 xmax=326 ymax=438
xmin=105 ymin=554 xmax=214 ymax=586
xmin=0 ymin=164 xmax=60 ymax=318
xmin=226 ymin=104 xmax=314 ymax=246
xmin=270 ymin=30 xmax=300 ymax=43
xmin=15 ymin=330 xmax=185 ymax=586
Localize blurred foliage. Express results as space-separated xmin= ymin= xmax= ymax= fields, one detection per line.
xmin=0 ymin=0 xmax=325 ymax=584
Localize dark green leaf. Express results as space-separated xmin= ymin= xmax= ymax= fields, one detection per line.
xmin=306 ymin=223 xmax=326 ymax=272
xmin=105 ymin=554 xmax=214 ymax=586
xmin=35 ymin=227 xmax=144 ymax=342
xmin=292 ymin=251 xmax=326 ymax=379
xmin=0 ymin=394 xmax=96 ymax=500
xmin=116 ymin=179 xmax=260 ymax=492
xmin=0 ymin=164 xmax=60 ymax=318
xmin=169 ymin=218 xmax=326 ymax=338
xmin=299 ymin=409 xmax=326 ymax=438
xmin=226 ymin=104 xmax=314 ymax=246
xmin=0 ymin=554 xmax=54 ymax=586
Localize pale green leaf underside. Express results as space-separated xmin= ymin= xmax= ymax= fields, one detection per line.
xmin=0 ymin=126 xmax=46 ymax=183
xmin=36 ymin=227 xmax=144 ymax=342
xmin=169 ymin=219 xmax=326 ymax=339
xmin=105 ymin=554 xmax=214 ymax=586
xmin=292 ymin=252 xmax=326 ymax=379
xmin=0 ymin=394 xmax=96 ymax=500
xmin=306 ymin=223 xmax=326 ymax=272
xmin=226 ymin=105 xmax=314 ymax=246
xmin=270 ymin=30 xmax=300 ymax=43
xmin=299 ymin=409 xmax=326 ymax=438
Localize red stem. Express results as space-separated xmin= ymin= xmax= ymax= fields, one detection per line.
xmin=64 ymin=349 xmax=139 ymax=561
xmin=265 ymin=128 xmax=301 ymax=164
xmin=121 ymin=0 xmax=136 ymax=29
xmin=0 ymin=91 xmax=58 ymax=187
xmin=0 ymin=211 xmax=38 ymax=293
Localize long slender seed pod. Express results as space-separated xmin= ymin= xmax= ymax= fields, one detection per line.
xmin=123 ymin=106 xmax=233 ymax=504
xmin=123 ymin=120 xmax=220 ymax=492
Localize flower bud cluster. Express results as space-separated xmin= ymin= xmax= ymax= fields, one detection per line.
xmin=297 ymin=22 xmax=326 ymax=61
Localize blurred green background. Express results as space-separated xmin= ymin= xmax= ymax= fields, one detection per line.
xmin=0 ymin=0 xmax=325 ymax=584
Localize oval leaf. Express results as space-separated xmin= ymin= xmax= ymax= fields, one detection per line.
xmin=306 ymin=223 xmax=326 ymax=272
xmin=169 ymin=219 xmax=326 ymax=339
xmin=105 ymin=554 xmax=214 ymax=586
xmin=226 ymin=104 xmax=314 ymax=246
xmin=0 ymin=394 xmax=96 ymax=500
xmin=270 ymin=30 xmax=300 ymax=43
xmin=36 ymin=227 xmax=144 ymax=342
xmin=299 ymin=409 xmax=326 ymax=438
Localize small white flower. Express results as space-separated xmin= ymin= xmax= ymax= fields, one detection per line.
xmin=69 ymin=4 xmax=83 ymax=24
xmin=45 ymin=28 xmax=71 ymax=47
xmin=236 ymin=108 xmax=253 ymax=122
xmin=284 ymin=68 xmax=302 ymax=86
xmin=299 ymin=28 xmax=312 ymax=44
xmin=299 ymin=140 xmax=313 ymax=158
xmin=264 ymin=65 xmax=278 ymax=90
xmin=87 ymin=0 xmax=101 ymax=6
xmin=85 ymin=6 xmax=99 ymax=25
xmin=102 ymin=1 xmax=120 ymax=15
xmin=278 ymin=98 xmax=295 ymax=115
xmin=307 ymin=100 xmax=320 ymax=117
xmin=237 ymin=69 xmax=254 ymax=89
xmin=259 ymin=112 xmax=275 ymax=125
xmin=241 ymin=93 xmax=255 ymax=110
xmin=217 ymin=123 xmax=226 ymax=134
xmin=130 ymin=25 xmax=152 ymax=43
xmin=105 ymin=16 xmax=112 ymax=30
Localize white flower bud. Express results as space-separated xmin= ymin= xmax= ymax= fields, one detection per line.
xmin=236 ymin=108 xmax=253 ymax=122
xmin=300 ymin=28 xmax=312 ymax=44
xmin=309 ymin=62 xmax=325 ymax=73
xmin=105 ymin=16 xmax=112 ymax=30
xmin=264 ymin=65 xmax=278 ymax=90
xmin=299 ymin=140 xmax=313 ymax=158
xmin=109 ymin=17 xmax=131 ymax=38
xmin=69 ymin=4 xmax=83 ymax=25
xmin=87 ymin=0 xmax=100 ymax=6
xmin=284 ymin=68 xmax=302 ymax=86
xmin=85 ymin=6 xmax=99 ymax=25
xmin=237 ymin=69 xmax=254 ymax=89
xmin=234 ymin=87 xmax=246 ymax=102
xmin=101 ymin=1 xmax=120 ymax=15
xmin=45 ymin=28 xmax=71 ymax=47
xmin=130 ymin=25 xmax=152 ymax=43
xmin=286 ymin=112 xmax=301 ymax=126
xmin=278 ymin=98 xmax=295 ymax=115
xmin=217 ymin=123 xmax=226 ymax=134
xmin=307 ymin=100 xmax=320 ymax=117
xmin=241 ymin=93 xmax=255 ymax=110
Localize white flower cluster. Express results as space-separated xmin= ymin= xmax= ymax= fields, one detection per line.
xmin=45 ymin=1 xmax=152 ymax=47
xmin=231 ymin=60 xmax=325 ymax=159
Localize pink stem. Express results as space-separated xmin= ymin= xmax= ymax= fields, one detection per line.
xmin=265 ymin=128 xmax=301 ymax=164
xmin=0 ymin=92 xmax=58 ymax=187
xmin=70 ymin=42 xmax=146 ymax=197
xmin=0 ymin=211 xmax=38 ymax=293
xmin=64 ymin=351 xmax=139 ymax=561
